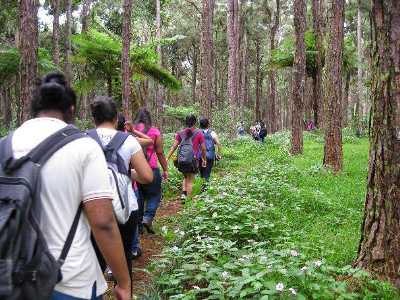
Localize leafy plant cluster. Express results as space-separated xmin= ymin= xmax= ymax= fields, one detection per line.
xmin=147 ymin=135 xmax=398 ymax=299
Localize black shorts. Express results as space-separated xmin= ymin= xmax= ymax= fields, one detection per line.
xmin=176 ymin=159 xmax=199 ymax=174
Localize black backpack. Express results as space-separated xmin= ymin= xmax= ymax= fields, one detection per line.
xmin=0 ymin=125 xmax=85 ymax=300
xmin=176 ymin=129 xmax=199 ymax=173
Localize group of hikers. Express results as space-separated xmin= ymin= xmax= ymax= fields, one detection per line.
xmin=237 ymin=121 xmax=267 ymax=143
xmin=0 ymin=73 xmax=222 ymax=300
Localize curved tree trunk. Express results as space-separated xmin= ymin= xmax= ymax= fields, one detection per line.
xmin=121 ymin=0 xmax=133 ymax=117
xmin=355 ymin=0 xmax=400 ymax=287
xmin=323 ymin=0 xmax=344 ymax=173
xmin=52 ymin=0 xmax=60 ymax=66
xmin=290 ymin=0 xmax=306 ymax=155
xmin=200 ymin=0 xmax=215 ymax=119
xmin=19 ymin=0 xmax=39 ymax=122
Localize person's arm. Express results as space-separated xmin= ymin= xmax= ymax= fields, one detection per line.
xmin=130 ymin=150 xmax=153 ymax=184
xmin=199 ymin=135 xmax=206 ymax=167
xmin=84 ymin=200 xmax=130 ymax=299
xmin=167 ymin=140 xmax=180 ymax=161
xmin=213 ymin=132 xmax=222 ymax=159
xmin=155 ymin=134 xmax=169 ymax=179
xmin=131 ymin=129 xmax=153 ymax=147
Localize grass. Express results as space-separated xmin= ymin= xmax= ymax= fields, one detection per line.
xmin=140 ymin=132 xmax=398 ymax=299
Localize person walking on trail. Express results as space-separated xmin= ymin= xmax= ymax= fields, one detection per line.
xmin=259 ymin=121 xmax=267 ymax=143
xmin=88 ymin=97 xmax=153 ymax=284
xmin=167 ymin=114 xmax=206 ymax=201
xmin=1 ymin=73 xmax=131 ymax=300
xmin=198 ymin=117 xmax=222 ymax=183
xmin=132 ymin=108 xmax=169 ymax=244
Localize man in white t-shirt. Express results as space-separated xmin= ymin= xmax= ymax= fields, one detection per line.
xmin=11 ymin=73 xmax=131 ymax=300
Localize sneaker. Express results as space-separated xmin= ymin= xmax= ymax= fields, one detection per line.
xmin=180 ymin=193 xmax=187 ymax=201
xmin=104 ymin=267 xmax=114 ymax=281
xmin=132 ymin=248 xmax=142 ymax=259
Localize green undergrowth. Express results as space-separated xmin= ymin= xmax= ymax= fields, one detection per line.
xmin=142 ymin=132 xmax=398 ymax=300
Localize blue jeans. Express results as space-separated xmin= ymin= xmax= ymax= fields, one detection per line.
xmin=139 ymin=168 xmax=162 ymax=224
xmin=200 ymin=159 xmax=214 ymax=182
xmin=52 ymin=283 xmax=101 ymax=300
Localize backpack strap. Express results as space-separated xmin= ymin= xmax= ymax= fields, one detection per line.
xmin=0 ymin=125 xmax=85 ymax=173
xmin=86 ymin=129 xmax=104 ymax=150
xmin=58 ymin=203 xmax=83 ymax=265
xmin=106 ymin=131 xmax=130 ymax=153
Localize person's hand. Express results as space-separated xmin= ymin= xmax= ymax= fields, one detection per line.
xmin=202 ymin=160 xmax=207 ymax=168
xmin=162 ymin=171 xmax=169 ymax=181
xmin=216 ymin=154 xmax=222 ymax=161
xmin=114 ymin=285 xmax=131 ymax=300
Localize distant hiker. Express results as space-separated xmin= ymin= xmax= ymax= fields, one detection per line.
xmin=167 ymin=114 xmax=206 ymax=201
xmin=259 ymin=121 xmax=267 ymax=143
xmin=251 ymin=124 xmax=259 ymax=141
xmin=0 ymin=73 xmax=131 ymax=300
xmin=306 ymin=120 xmax=316 ymax=131
xmin=199 ymin=117 xmax=222 ymax=183
xmin=237 ymin=121 xmax=245 ymax=136
xmin=88 ymin=96 xmax=153 ymax=284
xmin=132 ymin=108 xmax=169 ymax=247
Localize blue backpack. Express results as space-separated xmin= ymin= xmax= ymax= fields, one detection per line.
xmin=202 ymin=130 xmax=216 ymax=160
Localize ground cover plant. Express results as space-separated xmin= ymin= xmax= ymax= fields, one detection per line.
xmin=143 ymin=132 xmax=399 ymax=300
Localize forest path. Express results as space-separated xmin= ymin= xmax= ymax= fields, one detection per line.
xmin=131 ymin=199 xmax=182 ymax=294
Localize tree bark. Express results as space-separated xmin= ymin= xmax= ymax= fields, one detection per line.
xmin=239 ymin=31 xmax=248 ymax=119
xmin=227 ymin=0 xmax=239 ymax=120
xmin=255 ymin=35 xmax=261 ymax=121
xmin=354 ymin=0 xmax=363 ymax=135
xmin=51 ymin=0 xmax=60 ymax=66
xmin=343 ymin=72 xmax=351 ymax=127
xmin=191 ymin=44 xmax=198 ymax=103
xmin=323 ymin=0 xmax=344 ymax=172
xmin=81 ymin=0 xmax=92 ymax=33
xmin=290 ymin=0 xmax=306 ymax=155
xmin=311 ymin=0 xmax=323 ymax=128
xmin=200 ymin=0 xmax=215 ymax=119
xmin=355 ymin=0 xmax=400 ymax=287
xmin=269 ymin=0 xmax=280 ymax=133
xmin=64 ymin=0 xmax=73 ymax=82
xmin=155 ymin=0 xmax=164 ymax=126
xmin=121 ymin=0 xmax=133 ymax=117
xmin=19 ymin=0 xmax=39 ymax=122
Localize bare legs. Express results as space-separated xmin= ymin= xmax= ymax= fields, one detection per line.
xmin=182 ymin=173 xmax=195 ymax=196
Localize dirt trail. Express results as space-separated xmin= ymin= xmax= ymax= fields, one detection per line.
xmin=105 ymin=199 xmax=182 ymax=298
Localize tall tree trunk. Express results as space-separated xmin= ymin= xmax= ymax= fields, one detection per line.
xmin=79 ymin=0 xmax=92 ymax=120
xmin=19 ymin=0 xmax=39 ymax=122
xmin=255 ymin=35 xmax=261 ymax=121
xmin=51 ymin=0 xmax=60 ymax=66
xmin=355 ymin=0 xmax=400 ymax=287
xmin=192 ymin=45 xmax=198 ymax=103
xmin=312 ymin=0 xmax=323 ymax=128
xmin=81 ymin=0 xmax=92 ymax=33
xmin=155 ymin=0 xmax=164 ymax=125
xmin=121 ymin=0 xmax=133 ymax=117
xmin=200 ymin=0 xmax=215 ymax=119
xmin=227 ymin=0 xmax=239 ymax=120
xmin=239 ymin=31 xmax=248 ymax=119
xmin=290 ymin=0 xmax=306 ymax=155
xmin=343 ymin=72 xmax=350 ymax=127
xmin=64 ymin=0 xmax=73 ymax=82
xmin=269 ymin=0 xmax=280 ymax=133
xmin=354 ymin=0 xmax=363 ymax=135
xmin=323 ymin=0 xmax=344 ymax=172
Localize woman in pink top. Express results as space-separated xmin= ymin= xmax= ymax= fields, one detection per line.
xmin=133 ymin=108 xmax=168 ymax=234
xmin=167 ymin=114 xmax=206 ymax=201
